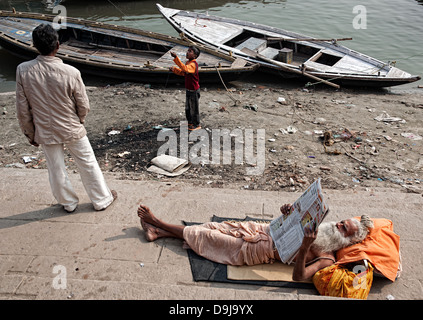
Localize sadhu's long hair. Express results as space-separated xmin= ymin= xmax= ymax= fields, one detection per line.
xmin=350 ymin=215 xmax=374 ymax=243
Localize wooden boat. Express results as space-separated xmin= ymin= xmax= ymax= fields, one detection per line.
xmin=0 ymin=10 xmax=258 ymax=84
xmin=157 ymin=4 xmax=421 ymax=88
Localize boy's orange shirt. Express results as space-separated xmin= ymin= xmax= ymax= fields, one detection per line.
xmin=171 ymin=56 xmax=197 ymax=76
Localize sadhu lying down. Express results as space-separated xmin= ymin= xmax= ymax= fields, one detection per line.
xmin=137 ymin=204 xmax=374 ymax=282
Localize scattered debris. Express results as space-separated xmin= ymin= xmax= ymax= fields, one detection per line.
xmin=313 ymin=117 xmax=326 ymax=124
xmin=332 ymin=99 xmax=347 ymax=104
xmin=5 ymin=163 xmax=26 ymax=168
xmin=374 ymin=112 xmax=405 ymax=123
xmin=117 ymin=151 xmax=131 ymax=158
xmin=277 ymin=97 xmax=287 ymax=104
xmin=1 ymin=82 xmax=422 ymax=195
xmin=401 ymin=132 xmax=422 ymax=141
xmin=108 ymin=130 xmax=121 ymax=136
xmin=22 ymin=156 xmax=33 ymax=163
xmin=243 ymin=104 xmax=258 ymax=112
xmin=323 ymin=131 xmax=335 ymax=146
xmin=208 ymin=101 xmax=220 ymax=109
xmin=286 ymin=126 xmax=297 ymax=134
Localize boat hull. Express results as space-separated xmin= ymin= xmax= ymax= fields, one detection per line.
xmin=0 ymin=11 xmax=257 ymax=84
xmin=157 ymin=4 xmax=420 ymax=87
xmin=260 ymin=63 xmax=420 ymax=87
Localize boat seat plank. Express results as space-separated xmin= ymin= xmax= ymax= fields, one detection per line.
xmin=235 ymin=37 xmax=267 ymax=52
xmin=329 ymin=55 xmax=384 ymax=74
xmin=59 ymin=43 xmax=161 ymax=67
xmin=153 ymin=45 xmax=186 ymax=68
xmin=386 ymin=67 xmax=408 ymax=78
xmin=153 ymin=45 xmax=231 ymax=69
xmin=231 ymin=58 xmax=248 ymax=68
xmin=177 ymin=15 xmax=243 ymax=44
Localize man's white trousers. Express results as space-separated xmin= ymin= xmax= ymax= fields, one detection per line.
xmin=42 ymin=136 xmax=113 ymax=211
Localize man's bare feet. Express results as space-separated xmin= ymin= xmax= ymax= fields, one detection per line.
xmin=137 ymin=206 xmax=175 ymax=241
xmin=137 ymin=204 xmax=159 ymax=226
xmin=142 ymin=221 xmax=160 ymax=241
xmin=139 ymin=216 xmax=149 ymax=232
xmin=137 ymin=204 xmax=186 ymax=241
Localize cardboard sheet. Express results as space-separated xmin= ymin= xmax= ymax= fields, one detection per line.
xmin=227 ymin=262 xmax=312 ymax=283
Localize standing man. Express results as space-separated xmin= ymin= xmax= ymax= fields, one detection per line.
xmin=169 ymin=46 xmax=201 ymax=131
xmin=16 ymin=23 xmax=117 ymax=212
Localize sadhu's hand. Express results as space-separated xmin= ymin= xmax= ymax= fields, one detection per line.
xmin=301 ymin=223 xmax=318 ymax=249
xmin=280 ymin=204 xmax=292 ymax=216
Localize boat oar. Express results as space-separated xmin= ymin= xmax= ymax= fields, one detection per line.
xmin=242 ymin=48 xmax=340 ymax=89
xmin=144 ymin=61 xmax=170 ymax=70
xmin=278 ymin=59 xmax=340 ymax=89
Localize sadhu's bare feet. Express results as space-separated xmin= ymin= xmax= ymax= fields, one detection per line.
xmin=137 ymin=204 xmax=185 ymax=241
xmin=137 ymin=204 xmax=172 ymax=241
xmin=142 ymin=221 xmax=160 ymax=242
xmin=137 ymin=204 xmax=159 ymax=226
xmin=137 ymin=206 xmax=159 ymax=241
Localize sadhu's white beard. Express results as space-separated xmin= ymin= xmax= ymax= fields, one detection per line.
xmin=312 ymin=222 xmax=352 ymax=253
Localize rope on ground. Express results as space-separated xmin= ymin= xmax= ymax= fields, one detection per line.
xmin=215 ymin=66 xmax=241 ymax=106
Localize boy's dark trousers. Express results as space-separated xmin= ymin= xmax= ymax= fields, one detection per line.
xmin=185 ymin=89 xmax=200 ymax=127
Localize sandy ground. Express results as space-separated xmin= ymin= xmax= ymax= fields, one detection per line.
xmin=1 ymin=74 xmax=423 ymax=194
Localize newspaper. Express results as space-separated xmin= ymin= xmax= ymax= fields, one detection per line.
xmin=269 ymin=178 xmax=329 ymax=264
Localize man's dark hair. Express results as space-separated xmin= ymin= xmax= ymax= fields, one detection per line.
xmin=189 ymin=45 xmax=200 ymax=58
xmin=32 ymin=24 xmax=59 ymax=55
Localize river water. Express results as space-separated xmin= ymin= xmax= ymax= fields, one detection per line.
xmin=0 ymin=0 xmax=422 ymax=92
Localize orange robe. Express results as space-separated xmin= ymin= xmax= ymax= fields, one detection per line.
xmin=336 ymin=218 xmax=400 ymax=282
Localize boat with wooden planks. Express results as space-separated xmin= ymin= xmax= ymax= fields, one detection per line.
xmin=0 ymin=10 xmax=258 ymax=84
xmin=157 ymin=4 xmax=421 ymax=88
